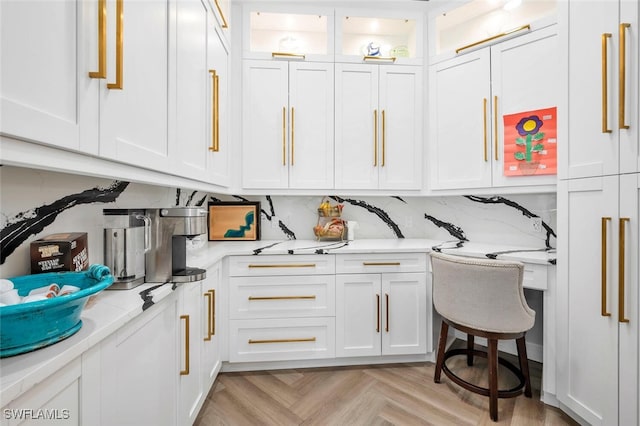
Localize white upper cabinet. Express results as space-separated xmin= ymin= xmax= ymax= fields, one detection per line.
xmin=563 ymin=0 xmax=639 ymax=179
xmin=173 ymin=0 xmax=230 ymax=186
xmin=98 ymin=0 xmax=171 ymax=172
xmin=242 ymin=60 xmax=334 ymax=189
xmin=429 ymin=25 xmax=558 ymax=191
xmin=0 ymin=0 xmax=98 ymax=154
xmin=335 ymin=9 xmax=423 ymax=65
xmin=335 ymin=63 xmax=422 ymax=190
xmin=242 ymin=5 xmax=334 ymax=62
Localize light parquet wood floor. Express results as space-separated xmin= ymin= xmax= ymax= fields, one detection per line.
xmin=195 ymin=346 xmax=578 ymax=426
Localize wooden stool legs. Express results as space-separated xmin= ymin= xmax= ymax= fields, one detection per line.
xmin=434 ymin=321 xmax=449 ymax=383
xmin=516 ymin=336 xmax=532 ymax=398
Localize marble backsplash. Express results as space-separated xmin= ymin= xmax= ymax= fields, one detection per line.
xmin=0 ymin=166 xmax=556 ymax=278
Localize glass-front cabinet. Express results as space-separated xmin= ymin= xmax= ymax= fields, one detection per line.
xmin=243 ymin=6 xmax=334 ymax=61
xmin=335 ymin=9 xmax=423 ymax=64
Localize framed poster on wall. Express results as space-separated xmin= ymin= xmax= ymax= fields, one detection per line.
xmin=208 ymin=202 xmax=261 ymax=241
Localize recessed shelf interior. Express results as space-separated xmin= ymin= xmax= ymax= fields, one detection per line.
xmin=341 ymin=16 xmax=417 ymax=58
xmin=250 ymin=12 xmax=328 ymax=55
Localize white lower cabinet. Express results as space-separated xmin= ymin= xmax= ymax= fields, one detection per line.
xmin=1 ymin=358 xmax=81 ymax=426
xmin=94 ymin=292 xmax=179 ymax=426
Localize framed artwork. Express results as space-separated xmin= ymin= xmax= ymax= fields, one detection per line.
xmin=207 ymin=202 xmax=261 ymax=241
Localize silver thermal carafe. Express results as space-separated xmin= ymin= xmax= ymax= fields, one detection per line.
xmin=145 ymin=208 xmax=207 ymax=283
xmin=103 ymin=209 xmax=151 ymax=289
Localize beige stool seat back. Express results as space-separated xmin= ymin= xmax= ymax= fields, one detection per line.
xmin=430 ymin=252 xmax=535 ymax=334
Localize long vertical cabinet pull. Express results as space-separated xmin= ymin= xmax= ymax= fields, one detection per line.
xmin=602 ymin=33 xmax=612 ymax=133
xmin=601 ymin=217 xmax=612 ymax=317
xmin=203 ymin=292 xmax=212 ymax=341
xmin=290 ymin=107 xmax=295 ymax=166
xmin=282 ymin=107 xmax=286 ymax=165
xmin=107 ymin=0 xmax=123 ymax=89
xmin=210 ymin=289 xmax=216 ymax=336
xmin=376 ymin=294 xmax=380 ymax=332
xmin=493 ymin=96 xmax=499 ymax=160
xmin=208 ymin=70 xmax=219 ymax=152
xmin=483 ymin=98 xmax=488 ymax=161
xmin=373 ymin=110 xmax=378 ymax=166
xmin=618 ymin=218 xmax=630 ymax=323
xmin=619 ymin=23 xmax=631 ymax=130
xmin=180 ymin=315 xmax=190 ymax=375
xmin=385 ymin=293 xmax=389 ymax=332
xmin=88 ymin=0 xmax=107 ymax=78
xmin=381 ymin=110 xmax=386 ymax=166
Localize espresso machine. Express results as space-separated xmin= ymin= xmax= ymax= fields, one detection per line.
xmin=145 ymin=207 xmax=208 ymax=283
xmin=103 ymin=209 xmax=150 ymax=289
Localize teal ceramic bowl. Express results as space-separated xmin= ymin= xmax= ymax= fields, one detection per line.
xmin=0 ymin=264 xmax=113 ymax=357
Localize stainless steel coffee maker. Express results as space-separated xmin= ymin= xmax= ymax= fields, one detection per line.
xmin=145 ymin=207 xmax=207 ymax=283
xmin=103 ymin=209 xmax=151 ymax=289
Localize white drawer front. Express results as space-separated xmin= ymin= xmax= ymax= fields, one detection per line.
xmin=336 ymin=253 xmax=427 ymax=274
xmin=229 ymin=317 xmax=335 ymax=362
xmin=228 ymin=255 xmax=335 ymax=276
xmin=230 ymin=275 xmax=335 ymax=319
xmin=523 ymin=263 xmax=548 ymax=291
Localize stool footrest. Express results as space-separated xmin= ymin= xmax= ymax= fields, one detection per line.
xmin=442 ymin=348 xmax=526 ymax=398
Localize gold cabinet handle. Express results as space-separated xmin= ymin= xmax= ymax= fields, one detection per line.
xmin=282 ymin=106 xmax=286 ymax=165
xmin=272 ymin=52 xmax=305 ymax=60
xmin=456 ymin=24 xmax=531 ymax=54
xmin=203 ymin=292 xmax=212 ymax=341
xmin=248 ymin=337 xmax=316 ymax=344
xmin=373 ymin=110 xmax=378 ymax=166
xmin=213 ymin=0 xmax=228 ymax=28
xmin=483 ymin=98 xmax=488 ymax=161
xmin=180 ymin=315 xmax=190 ymax=375
xmin=208 ymin=70 xmax=219 ymax=152
xmin=619 ymin=218 xmax=630 ymax=323
xmin=248 ymin=263 xmax=316 ymax=268
xmin=210 ymin=289 xmax=216 ymax=336
xmin=602 ymin=33 xmax=612 ymax=133
xmin=107 ymin=0 xmax=123 ymax=90
xmin=385 ymin=293 xmax=389 ymax=332
xmin=601 ymin=217 xmax=612 ymax=317
xmin=381 ymin=110 xmax=386 ymax=167
xmin=619 ymin=23 xmax=631 ymax=130
xmin=494 ymin=96 xmax=499 ymax=161
xmin=291 ymin=107 xmax=295 ymax=166
xmin=88 ymin=0 xmax=107 ymax=78
xmin=363 ymin=56 xmax=396 ymax=63
xmin=376 ymin=294 xmax=381 ymax=333
xmin=363 ymin=262 xmax=401 ymax=266
xmin=248 ymin=295 xmax=316 ymax=301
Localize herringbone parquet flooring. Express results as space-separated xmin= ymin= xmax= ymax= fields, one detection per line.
xmin=194 ymin=347 xmax=577 ymax=426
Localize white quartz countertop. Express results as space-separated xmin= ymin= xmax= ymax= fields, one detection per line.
xmin=1 ymin=238 xmax=554 ymax=405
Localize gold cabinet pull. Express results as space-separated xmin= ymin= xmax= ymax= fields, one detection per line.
xmin=619 ymin=218 xmax=630 ymax=323
xmin=601 ymin=217 xmax=612 ymax=317
xmin=180 ymin=315 xmax=190 ymax=375
xmin=363 ymin=56 xmax=396 ymax=63
xmin=381 ymin=110 xmax=386 ymax=167
xmin=272 ymin=52 xmax=305 ymax=60
xmin=213 ymin=0 xmax=228 ymax=28
xmin=483 ymin=98 xmax=488 ymax=161
xmin=602 ymin=33 xmax=612 ymax=133
xmin=385 ymin=293 xmax=389 ymax=332
xmin=456 ymin=24 xmax=531 ymax=54
xmin=291 ymin=107 xmax=295 ymax=165
xmin=208 ymin=70 xmax=219 ymax=152
xmin=373 ymin=110 xmax=378 ymax=166
xmin=282 ymin=106 xmax=287 ymax=165
xmin=107 ymin=0 xmax=123 ymax=90
xmin=248 ymin=295 xmax=316 ymax=301
xmin=248 ymin=263 xmax=316 ymax=268
xmin=203 ymin=292 xmax=212 ymax=341
xmin=376 ymin=294 xmax=381 ymax=333
xmin=494 ymin=96 xmax=499 ymax=161
xmin=88 ymin=0 xmax=107 ymax=78
xmin=248 ymin=337 xmax=316 ymax=344
xmin=362 ymin=262 xmax=401 ymax=266
xmin=619 ymin=23 xmax=631 ymax=130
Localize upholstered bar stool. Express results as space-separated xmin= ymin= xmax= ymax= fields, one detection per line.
xmin=430 ymin=252 xmax=535 ymax=422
